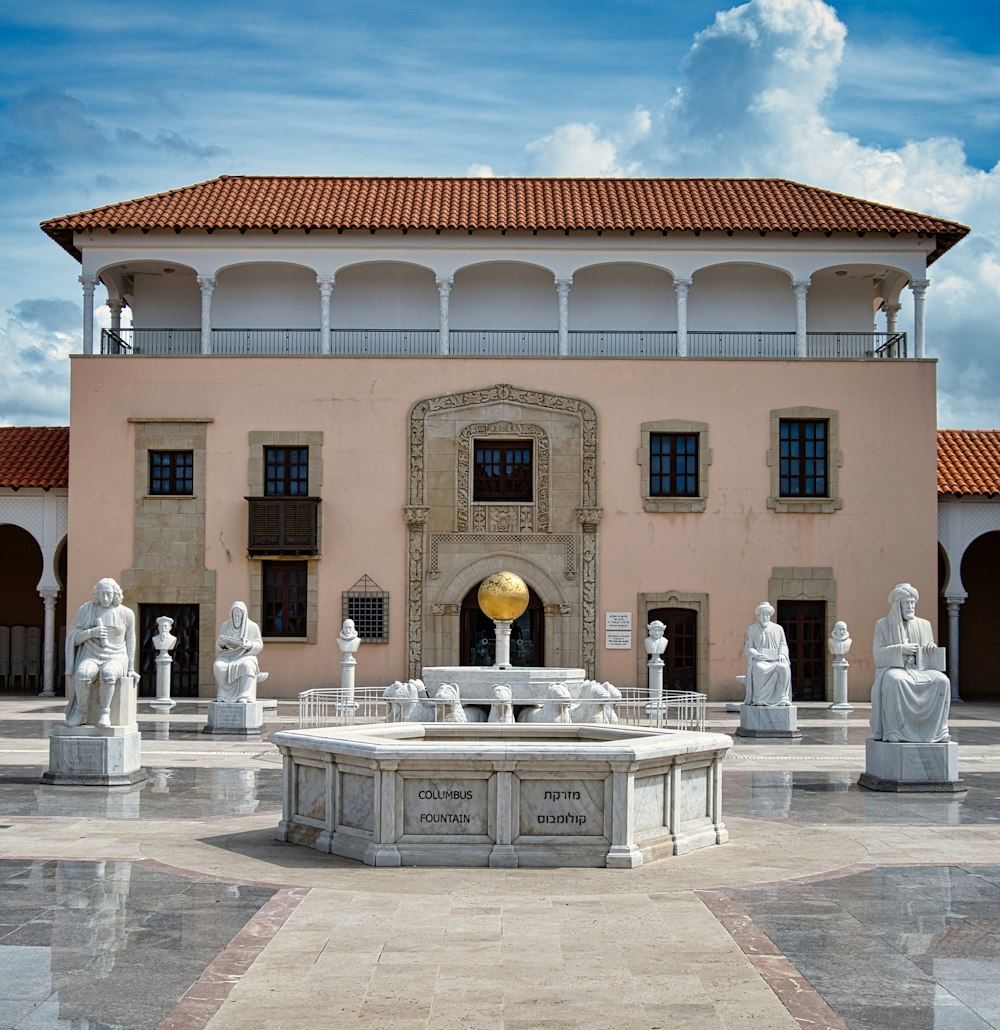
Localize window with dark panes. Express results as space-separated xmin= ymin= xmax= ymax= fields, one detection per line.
xmin=650 ymin=433 xmax=698 ymax=497
xmin=149 ymin=450 xmax=193 ymax=495
xmin=262 ymin=561 xmax=307 ymax=637
xmin=473 ymin=440 xmax=533 ymax=502
xmin=779 ymin=420 xmax=828 ymax=497
xmin=264 ymin=447 xmax=309 ymax=496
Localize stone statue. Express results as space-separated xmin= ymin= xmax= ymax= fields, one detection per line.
xmin=489 ymin=684 xmax=515 ymax=723
xmin=65 ymin=578 xmax=137 ymax=729
xmin=383 ymin=679 xmax=435 ymax=722
xmin=517 ymin=683 xmax=573 ymax=724
xmin=644 ymin=621 xmax=668 ymax=659
xmin=828 ymin=620 xmax=852 ymax=658
xmin=871 ymin=583 xmax=950 ymax=743
xmin=213 ymin=601 xmax=264 ymax=703
xmin=336 ymin=618 xmax=360 ymax=655
xmin=153 ymin=616 xmax=177 ymax=654
xmin=743 ymin=602 xmax=792 ymax=706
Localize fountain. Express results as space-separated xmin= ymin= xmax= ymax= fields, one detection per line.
xmin=273 ymin=571 xmax=732 ymax=868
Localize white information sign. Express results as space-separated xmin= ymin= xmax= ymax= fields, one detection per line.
xmin=605 ymin=611 xmax=633 ymax=630
xmin=605 ymin=631 xmax=632 ymax=650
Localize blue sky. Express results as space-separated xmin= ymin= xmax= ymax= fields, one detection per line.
xmin=1 ymin=0 xmax=998 ymax=426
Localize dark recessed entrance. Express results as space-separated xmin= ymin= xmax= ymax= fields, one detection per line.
xmin=138 ymin=604 xmax=200 ymax=697
xmin=647 ymin=607 xmax=698 ymax=692
xmin=461 ymin=583 xmax=543 ymax=667
xmin=777 ymin=600 xmax=826 ymax=702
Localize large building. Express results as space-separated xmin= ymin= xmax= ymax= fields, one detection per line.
xmin=39 ymin=175 xmax=969 ymax=701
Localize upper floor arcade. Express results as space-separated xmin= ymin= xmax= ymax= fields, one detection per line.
xmin=41 ymin=175 xmax=969 ymax=361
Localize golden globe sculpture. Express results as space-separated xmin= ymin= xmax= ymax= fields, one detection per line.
xmin=477 ymin=572 xmax=529 ymax=622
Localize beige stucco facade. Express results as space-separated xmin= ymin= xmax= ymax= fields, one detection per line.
xmin=67 ymin=353 xmax=939 ymax=701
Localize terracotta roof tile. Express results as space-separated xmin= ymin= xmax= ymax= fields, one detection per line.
xmin=937 ymin=430 xmax=1000 ymax=495
xmin=0 ymin=427 xmax=69 ymax=490
xmin=41 ymin=176 xmax=968 ymax=263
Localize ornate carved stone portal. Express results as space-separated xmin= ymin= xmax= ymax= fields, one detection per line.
xmin=406 ymin=384 xmax=599 ymax=677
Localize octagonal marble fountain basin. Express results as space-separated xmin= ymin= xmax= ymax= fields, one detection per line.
xmin=273 ymin=723 xmax=732 ymax=868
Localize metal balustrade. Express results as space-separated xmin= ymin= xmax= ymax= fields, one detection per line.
xmin=103 ymin=327 xmax=909 ymax=360
xmin=298 ymin=686 xmax=707 ymax=731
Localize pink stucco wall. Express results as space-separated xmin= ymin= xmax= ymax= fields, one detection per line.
xmin=68 ymin=354 xmax=939 ymax=700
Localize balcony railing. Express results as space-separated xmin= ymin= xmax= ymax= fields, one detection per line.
xmin=102 ymin=328 xmax=908 ymax=359
xmin=246 ymin=496 xmax=321 ymax=556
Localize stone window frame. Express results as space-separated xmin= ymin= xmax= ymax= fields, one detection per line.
xmin=248 ymin=431 xmax=323 ymax=644
xmin=767 ymin=406 xmax=843 ymax=513
xmin=637 ymin=420 xmax=710 ymax=513
xmin=636 ymin=591 xmax=709 ymax=693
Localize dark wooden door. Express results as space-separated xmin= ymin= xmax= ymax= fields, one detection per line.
xmin=647 ymin=607 xmax=697 ymax=692
xmin=777 ymin=600 xmax=826 ymax=701
xmin=461 ymin=585 xmax=543 ymax=667
xmin=139 ymin=604 xmax=200 ymax=697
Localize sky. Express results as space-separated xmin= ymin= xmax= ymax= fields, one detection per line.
xmin=0 ymin=0 xmax=997 ymax=428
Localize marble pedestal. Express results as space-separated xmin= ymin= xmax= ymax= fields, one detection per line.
xmin=736 ymin=704 xmax=801 ymax=739
xmin=204 ymin=700 xmax=264 ymax=736
xmin=44 ymin=725 xmax=146 ymax=786
xmin=858 ymin=738 xmax=965 ymax=792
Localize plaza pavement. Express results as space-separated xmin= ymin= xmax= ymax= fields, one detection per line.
xmin=0 ymin=696 xmax=998 ymax=1029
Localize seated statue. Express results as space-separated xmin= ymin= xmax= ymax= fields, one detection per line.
xmin=65 ymin=578 xmax=137 ymax=729
xmin=744 ymin=602 xmax=792 ymax=706
xmin=871 ymin=583 xmax=950 ymax=743
xmin=213 ymin=601 xmax=264 ymax=703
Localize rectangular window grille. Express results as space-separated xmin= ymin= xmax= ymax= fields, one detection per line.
xmin=343 ymin=575 xmax=389 ymax=643
xmin=650 ymin=433 xmax=698 ymax=497
xmin=779 ymin=420 xmax=828 ymax=497
xmin=149 ymin=450 xmax=193 ymax=495
xmin=264 ymin=447 xmax=309 ymax=496
xmin=473 ymin=440 xmax=533 ymax=502
xmin=262 ymin=561 xmax=307 ymax=637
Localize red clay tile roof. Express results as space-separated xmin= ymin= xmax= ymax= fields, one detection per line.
xmin=938 ymin=430 xmax=1000 ymax=495
xmin=0 ymin=427 xmax=69 ymax=490
xmin=41 ymin=176 xmax=969 ymax=263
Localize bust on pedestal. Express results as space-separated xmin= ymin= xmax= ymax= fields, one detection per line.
xmin=736 ymin=602 xmax=800 ymax=739
xmin=337 ymin=618 xmax=360 ymax=712
xmin=44 ymin=578 xmax=147 ymax=786
xmin=859 ymin=583 xmax=963 ymax=792
xmin=150 ymin=615 xmax=178 ymax=711
xmin=828 ymin=621 xmax=853 ymax=712
xmin=205 ymin=601 xmax=267 ymax=736
xmin=644 ymin=620 xmax=667 ymax=714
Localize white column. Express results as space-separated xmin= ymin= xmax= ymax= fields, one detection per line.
xmin=792 ymin=279 xmax=810 ymax=358
xmin=317 ymin=275 xmax=335 ymax=355
xmin=555 ymin=276 xmax=572 ymax=356
xmin=107 ymin=299 xmax=124 ymax=332
xmin=197 ymin=275 xmax=216 ymax=355
xmin=674 ymin=276 xmax=692 ymax=357
xmin=493 ymin=619 xmax=513 ymax=669
xmin=79 ymin=275 xmax=98 ymax=354
xmin=884 ymin=302 xmax=901 ymax=334
xmin=909 ymin=278 xmax=929 ymax=358
xmin=436 ymin=275 xmax=453 ymax=355
xmin=39 ymin=589 xmax=58 ymax=697
xmin=945 ymin=596 xmax=964 ymax=702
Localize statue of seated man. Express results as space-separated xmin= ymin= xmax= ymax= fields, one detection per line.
xmin=213 ymin=601 xmax=264 ymax=703
xmin=744 ymin=602 xmax=792 ymax=706
xmin=871 ymin=583 xmax=950 ymax=743
xmin=65 ymin=578 xmax=137 ymax=729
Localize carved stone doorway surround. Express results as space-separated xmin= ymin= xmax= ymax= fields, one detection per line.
xmin=405 ymin=383 xmax=600 ymax=677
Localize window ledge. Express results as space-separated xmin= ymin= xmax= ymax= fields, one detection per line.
xmin=767 ymin=496 xmax=843 ymax=513
xmin=642 ymin=497 xmax=707 ymax=513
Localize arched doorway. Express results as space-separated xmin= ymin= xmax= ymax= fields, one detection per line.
xmin=0 ymin=525 xmax=44 ymax=693
xmin=648 ymin=607 xmax=697 ymax=691
xmin=461 ymin=584 xmax=544 ymax=667
xmin=957 ymin=531 xmax=1000 ymax=700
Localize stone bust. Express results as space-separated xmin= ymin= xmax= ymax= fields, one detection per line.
xmin=828 ymin=620 xmax=852 ymax=658
xmin=644 ymin=620 xmax=668 ymax=659
xmin=337 ymin=618 xmax=361 ymax=655
xmin=153 ymin=615 xmax=177 ymax=653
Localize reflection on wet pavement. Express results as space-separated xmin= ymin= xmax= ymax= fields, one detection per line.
xmin=731 ymin=865 xmax=1000 ymax=1030
xmin=0 ymin=858 xmax=276 ymax=1030
xmin=0 ymin=767 xmax=282 ymax=819
xmin=725 ymin=769 xmax=1000 ymax=824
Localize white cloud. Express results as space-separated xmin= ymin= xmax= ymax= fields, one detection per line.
xmin=520 ymin=0 xmax=1000 ymax=427
xmin=0 ymin=301 xmax=74 ymax=425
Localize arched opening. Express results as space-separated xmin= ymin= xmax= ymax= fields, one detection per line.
xmin=460 ymin=583 xmax=544 ymax=667
xmin=0 ymin=525 xmax=44 ymax=692
xmin=957 ymin=531 xmax=1000 ymax=700
xmin=647 ymin=607 xmax=697 ymax=691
